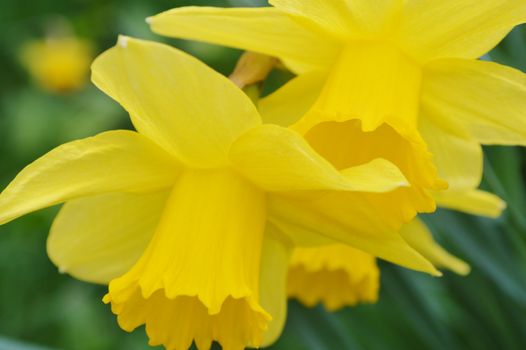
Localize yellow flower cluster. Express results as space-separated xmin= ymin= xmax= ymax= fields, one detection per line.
xmin=2 ymin=1 xmax=526 ymax=349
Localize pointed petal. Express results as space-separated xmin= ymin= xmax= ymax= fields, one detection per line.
xmin=0 ymin=130 xmax=178 ymax=225
xmin=400 ymin=0 xmax=526 ymax=60
xmin=48 ymin=191 xmax=169 ymax=284
xmin=268 ymin=193 xmax=440 ymax=275
xmin=91 ymin=36 xmax=260 ymax=168
xmin=270 ymin=0 xmax=402 ymax=38
xmin=148 ymin=7 xmax=341 ymax=73
xmin=260 ymin=226 xmax=292 ymax=347
xmin=258 ymin=71 xmax=326 ymax=126
xmin=401 ymin=218 xmax=470 ymax=275
xmin=423 ymin=58 xmax=526 ymax=146
xmin=229 ymin=124 xmax=407 ymax=193
xmin=434 ymin=189 xmax=506 ymax=218
xmin=419 ymin=111 xmax=483 ymax=191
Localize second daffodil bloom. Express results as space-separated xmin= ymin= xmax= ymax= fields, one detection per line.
xmin=21 ymin=36 xmax=92 ymax=93
xmin=148 ymin=0 xmax=526 ymax=212
xmin=0 ymin=37 xmax=440 ymax=350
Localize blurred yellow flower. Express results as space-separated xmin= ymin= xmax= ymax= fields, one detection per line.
xmin=21 ymin=37 xmax=92 ymax=93
xmin=0 ymin=36 xmax=440 ymax=350
xmin=149 ymin=0 xmax=526 ymax=212
xmin=288 ymin=244 xmax=380 ymax=311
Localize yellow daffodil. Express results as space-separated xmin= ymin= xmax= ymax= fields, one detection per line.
xmin=148 ymin=0 xmax=526 ymax=212
xmin=0 ymin=36 xmax=440 ymax=350
xmin=21 ymin=36 xmax=92 ymax=93
xmin=288 ymin=188 xmax=507 ymax=311
xmin=288 ymin=244 xmax=379 ymax=311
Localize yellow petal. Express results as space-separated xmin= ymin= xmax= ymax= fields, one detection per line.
xmin=48 ymin=191 xmax=169 ymax=284
xmin=433 ymin=189 xmax=507 ymax=219
xmin=260 ymin=226 xmax=292 ymax=347
xmin=419 ymin=110 xmax=483 ymax=191
xmin=340 ymin=158 xmax=409 ymax=192
xmin=270 ymin=0 xmax=402 ymax=39
xmin=105 ymin=169 xmax=270 ymax=350
xmin=229 ymin=124 xmax=407 ymax=193
xmin=148 ymin=6 xmax=341 ymax=73
xmin=268 ymin=193 xmax=440 ymax=276
xmin=91 ymin=36 xmax=260 ymax=168
xmin=423 ymin=58 xmax=526 ymax=146
xmin=399 ymin=0 xmax=526 ymax=61
xmin=258 ymin=71 xmax=326 ymax=126
xmin=401 ymin=218 xmax=470 ymax=275
xmin=287 ymin=244 xmax=379 ymax=311
xmin=0 ymin=130 xmax=177 ymax=225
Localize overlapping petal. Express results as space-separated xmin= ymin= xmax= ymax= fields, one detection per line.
xmin=0 ymin=130 xmax=177 ymax=225
xmin=148 ymin=7 xmax=341 ymax=73
xmin=48 ymin=191 xmax=169 ymax=284
xmin=401 ymin=218 xmax=470 ymax=275
xmin=259 ymin=227 xmax=291 ymax=347
xmin=423 ymin=58 xmax=526 ymax=146
xmin=419 ymin=111 xmax=483 ymax=190
xmin=91 ymin=36 xmax=260 ymax=168
xmin=258 ymin=71 xmax=326 ymax=126
xmin=433 ymin=189 xmax=506 ymax=219
xmin=271 ymin=0 xmax=402 ymax=39
xmin=229 ymin=124 xmax=408 ymax=193
xmin=399 ymin=0 xmax=526 ymax=61
xmin=268 ymin=193 xmax=439 ymax=275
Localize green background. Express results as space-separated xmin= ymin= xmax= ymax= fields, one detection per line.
xmin=1 ymin=1 xmax=525 ymax=349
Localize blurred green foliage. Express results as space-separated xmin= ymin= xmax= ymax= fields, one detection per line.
xmin=0 ymin=1 xmax=525 ymax=349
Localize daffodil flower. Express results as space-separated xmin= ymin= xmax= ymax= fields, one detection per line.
xmin=21 ymin=36 xmax=92 ymax=93
xmin=0 ymin=37 xmax=439 ymax=350
xmin=288 ymin=244 xmax=380 ymax=311
xmin=286 ymin=192 xmax=508 ymax=311
xmin=148 ymin=0 xmax=526 ymax=212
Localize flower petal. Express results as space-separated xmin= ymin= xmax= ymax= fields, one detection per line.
xmin=423 ymin=58 xmax=526 ymax=146
xmin=419 ymin=110 xmax=483 ymax=191
xmin=268 ymin=193 xmax=440 ymax=275
xmin=91 ymin=36 xmax=260 ymax=168
xmin=287 ymin=244 xmax=379 ymax=311
xmin=148 ymin=7 xmax=341 ymax=73
xmin=258 ymin=71 xmax=326 ymax=126
xmin=400 ymin=0 xmax=526 ymax=60
xmin=229 ymin=124 xmax=407 ymax=193
xmin=0 ymin=130 xmax=178 ymax=225
xmin=48 ymin=191 xmax=169 ymax=284
xmin=433 ymin=189 xmax=506 ymax=219
xmin=270 ymin=0 xmax=402 ymax=39
xmin=401 ymin=218 xmax=470 ymax=275
xmin=260 ymin=226 xmax=292 ymax=347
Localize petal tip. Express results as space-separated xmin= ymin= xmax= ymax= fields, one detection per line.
xmin=145 ymin=16 xmax=153 ymax=24
xmin=117 ymin=35 xmax=129 ymax=48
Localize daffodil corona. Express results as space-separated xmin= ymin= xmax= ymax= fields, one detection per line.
xmin=0 ymin=37 xmax=441 ymax=350
xmin=149 ymin=0 xmax=526 ymax=214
